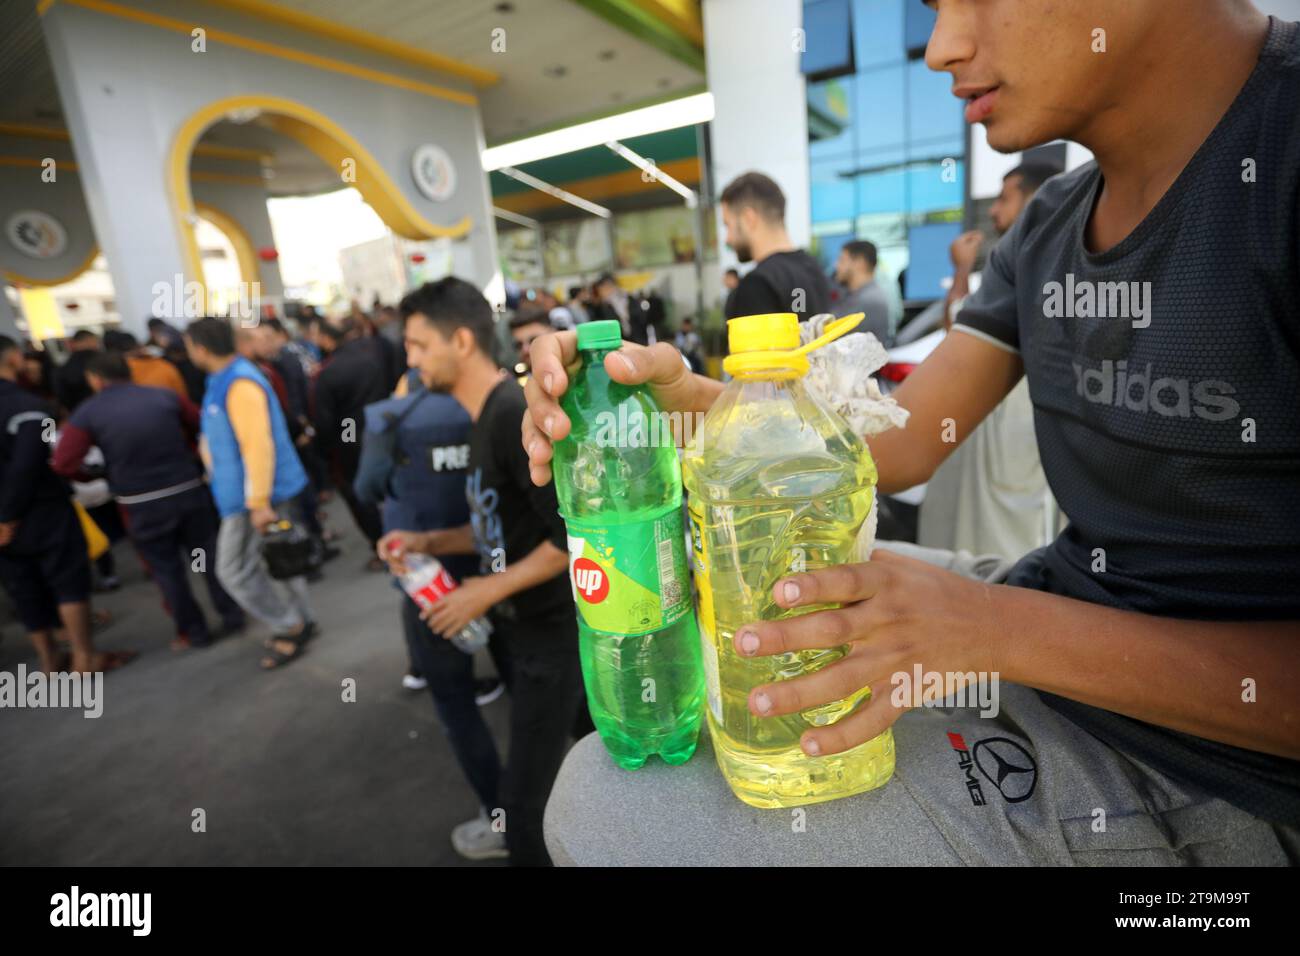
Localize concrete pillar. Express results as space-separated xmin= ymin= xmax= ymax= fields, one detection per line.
xmin=41 ymin=8 xmax=190 ymax=336
xmin=702 ymin=0 xmax=811 ymax=263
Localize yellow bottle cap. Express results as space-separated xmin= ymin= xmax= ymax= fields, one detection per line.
xmin=722 ymin=312 xmax=864 ymax=379
xmin=727 ymin=313 xmax=801 ymax=354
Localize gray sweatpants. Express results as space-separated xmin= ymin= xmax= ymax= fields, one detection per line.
xmin=215 ymin=511 xmax=311 ymax=635
xmin=543 ymin=542 xmax=1299 ymax=865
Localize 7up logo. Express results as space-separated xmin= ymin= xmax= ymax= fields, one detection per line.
xmin=573 ymin=558 xmax=610 ymax=604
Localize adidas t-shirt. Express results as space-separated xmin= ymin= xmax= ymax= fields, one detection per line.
xmin=954 ymin=17 xmax=1300 ymax=827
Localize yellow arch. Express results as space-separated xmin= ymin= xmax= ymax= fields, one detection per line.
xmin=194 ymin=202 xmax=260 ymax=287
xmin=3 ymin=244 xmax=100 ymax=288
xmin=169 ymin=94 xmax=473 ymax=294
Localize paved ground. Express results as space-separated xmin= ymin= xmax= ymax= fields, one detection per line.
xmin=0 ymin=511 xmax=515 ymax=866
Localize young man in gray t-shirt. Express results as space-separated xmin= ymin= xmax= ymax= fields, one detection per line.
xmin=523 ymin=2 xmax=1300 ymax=864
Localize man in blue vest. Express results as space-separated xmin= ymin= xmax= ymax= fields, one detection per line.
xmin=185 ymin=318 xmax=315 ymax=670
xmin=52 ymin=349 xmax=245 ymax=649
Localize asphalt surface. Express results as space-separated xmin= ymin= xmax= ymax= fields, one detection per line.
xmin=0 ymin=509 xmax=512 ymax=865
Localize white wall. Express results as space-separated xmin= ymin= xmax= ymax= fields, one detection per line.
xmin=703 ymin=0 xmax=812 ymax=259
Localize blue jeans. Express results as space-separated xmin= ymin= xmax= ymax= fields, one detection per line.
xmin=401 ymin=596 xmax=501 ymax=812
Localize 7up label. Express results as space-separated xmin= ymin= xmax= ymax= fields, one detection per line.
xmin=573 ymin=558 xmax=610 ymax=603
xmin=565 ymin=503 xmax=689 ymax=635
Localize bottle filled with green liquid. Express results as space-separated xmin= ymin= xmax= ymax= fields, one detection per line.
xmin=682 ymin=312 xmax=895 ymax=808
xmin=552 ymin=320 xmax=705 ymax=769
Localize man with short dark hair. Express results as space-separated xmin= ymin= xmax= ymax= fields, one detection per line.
xmin=53 ymin=349 xmax=244 ymax=649
xmin=508 ymin=309 xmax=554 ymax=374
xmin=0 ymin=335 xmax=131 ymax=673
xmin=590 ymin=273 xmax=631 ymax=339
xmin=383 ymin=276 xmax=583 ymax=866
xmin=53 ymin=329 xmax=100 ymax=413
xmin=832 ymin=239 xmax=893 ymax=344
xmin=314 ymin=317 xmax=394 ymax=560
xmin=722 ymin=267 xmax=741 ymax=319
xmin=103 ymin=329 xmax=188 ymax=400
xmin=945 ymin=161 xmax=1063 ymax=331
xmin=720 ymin=171 xmax=831 ymax=324
xmin=185 ymin=317 xmax=314 ymax=669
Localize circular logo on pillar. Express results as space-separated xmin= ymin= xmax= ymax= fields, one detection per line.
xmin=6 ymin=210 xmax=68 ymax=259
xmin=411 ymin=144 xmax=456 ymax=202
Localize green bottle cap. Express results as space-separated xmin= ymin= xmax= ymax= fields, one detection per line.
xmin=576 ymin=320 xmax=623 ymax=351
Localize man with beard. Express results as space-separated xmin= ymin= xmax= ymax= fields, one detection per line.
xmin=720 ymin=172 xmax=831 ymax=326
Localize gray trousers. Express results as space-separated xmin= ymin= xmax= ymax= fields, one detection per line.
xmin=543 ymin=542 xmax=1299 ymax=865
xmin=215 ymin=511 xmax=311 ymax=635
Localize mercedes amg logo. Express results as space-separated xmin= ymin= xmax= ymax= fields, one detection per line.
xmin=972 ymin=737 xmax=1038 ymax=803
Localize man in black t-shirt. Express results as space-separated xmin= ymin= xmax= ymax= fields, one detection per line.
xmin=524 ymin=4 xmax=1300 ymax=863
xmin=384 ymin=278 xmax=584 ymax=867
xmin=720 ymin=172 xmax=832 ymax=325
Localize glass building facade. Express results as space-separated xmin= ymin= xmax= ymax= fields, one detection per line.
xmin=803 ymin=0 xmax=965 ymax=302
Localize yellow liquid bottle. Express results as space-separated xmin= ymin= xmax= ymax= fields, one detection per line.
xmin=682 ymin=313 xmax=895 ymax=808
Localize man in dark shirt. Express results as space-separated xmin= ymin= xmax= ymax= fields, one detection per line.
xmin=0 ymin=336 xmax=130 ymax=673
xmin=522 ymin=4 xmax=1300 ymax=862
xmin=52 ymin=329 xmax=100 ymax=413
xmin=384 ymin=277 xmax=583 ymax=867
xmin=52 ymin=350 xmax=244 ymax=649
xmin=313 ymin=318 xmax=394 ymax=557
xmin=720 ymin=171 xmax=832 ymax=325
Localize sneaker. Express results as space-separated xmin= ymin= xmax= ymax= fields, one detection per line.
xmin=450 ymin=813 xmax=508 ymax=861
xmin=474 ymin=677 xmax=504 ymax=706
xmin=402 ymin=673 xmax=428 ymax=691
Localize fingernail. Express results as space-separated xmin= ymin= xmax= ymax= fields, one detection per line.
xmin=543 ymin=373 xmax=554 ymax=394
xmin=739 ymin=630 xmax=760 ymax=656
xmin=542 ymin=415 xmax=554 ymax=437
xmin=753 ymin=691 xmax=772 ymax=715
xmin=782 ymin=580 xmax=801 ymax=604
xmin=803 ymin=737 xmax=821 ymax=756
xmin=613 ymin=352 xmax=635 ymax=374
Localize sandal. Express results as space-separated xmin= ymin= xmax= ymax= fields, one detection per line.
xmin=263 ymin=619 xmax=316 ymax=650
xmin=260 ymin=621 xmax=315 ymax=669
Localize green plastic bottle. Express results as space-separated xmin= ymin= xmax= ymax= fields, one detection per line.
xmin=552 ymin=320 xmax=705 ymax=770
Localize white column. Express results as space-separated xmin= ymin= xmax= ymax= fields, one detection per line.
xmin=42 ymin=8 xmax=191 ymax=336
xmin=702 ymin=0 xmax=811 ymax=260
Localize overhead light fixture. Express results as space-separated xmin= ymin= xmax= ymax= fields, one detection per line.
xmin=493 ymin=206 xmax=541 ymax=229
xmin=482 ymin=92 xmax=714 ymax=171
xmin=496 ymin=167 xmax=611 ymax=218
xmin=605 ymin=141 xmax=697 ymax=207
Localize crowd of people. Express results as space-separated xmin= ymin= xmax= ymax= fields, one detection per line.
xmin=0 ymin=278 xmax=614 ymax=865
xmin=8 ymin=6 xmax=1297 ymax=869
xmin=0 ymin=166 xmax=1042 ymax=867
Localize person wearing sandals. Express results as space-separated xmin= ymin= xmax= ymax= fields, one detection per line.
xmin=185 ymin=318 xmax=316 ymax=670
